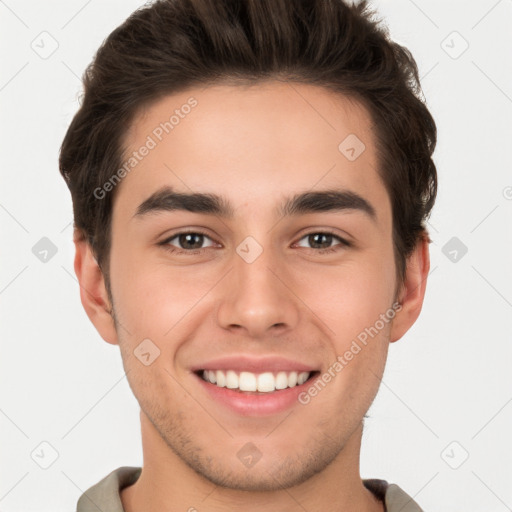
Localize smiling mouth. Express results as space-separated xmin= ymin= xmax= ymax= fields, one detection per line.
xmin=195 ymin=369 xmax=320 ymax=393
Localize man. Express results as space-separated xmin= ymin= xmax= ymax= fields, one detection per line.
xmin=59 ymin=0 xmax=437 ymax=510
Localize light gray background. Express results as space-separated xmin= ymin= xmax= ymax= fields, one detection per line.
xmin=1 ymin=0 xmax=511 ymax=510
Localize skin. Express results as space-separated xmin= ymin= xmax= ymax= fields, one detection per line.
xmin=74 ymin=81 xmax=430 ymax=512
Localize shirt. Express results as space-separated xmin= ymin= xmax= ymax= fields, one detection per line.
xmin=76 ymin=466 xmax=425 ymax=512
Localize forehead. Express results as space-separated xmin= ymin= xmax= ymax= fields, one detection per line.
xmin=115 ymin=81 xmax=389 ymax=224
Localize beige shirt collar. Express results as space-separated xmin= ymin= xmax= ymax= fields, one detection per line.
xmin=76 ymin=466 xmax=425 ymax=512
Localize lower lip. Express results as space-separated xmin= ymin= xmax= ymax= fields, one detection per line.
xmin=194 ymin=372 xmax=319 ymax=417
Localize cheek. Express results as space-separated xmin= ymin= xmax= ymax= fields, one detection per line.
xmin=109 ymin=254 xmax=166 ymax=336
xmin=299 ymin=256 xmax=396 ymax=340
xmin=110 ymin=254 xmax=215 ymax=341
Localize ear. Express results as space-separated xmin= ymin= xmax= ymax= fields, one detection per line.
xmin=389 ymin=233 xmax=430 ymax=343
xmin=73 ymin=229 xmax=119 ymax=345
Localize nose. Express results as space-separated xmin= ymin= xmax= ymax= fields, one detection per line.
xmin=216 ymin=240 xmax=300 ymax=339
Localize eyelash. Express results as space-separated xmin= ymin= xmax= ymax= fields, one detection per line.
xmin=158 ymin=229 xmax=352 ymax=255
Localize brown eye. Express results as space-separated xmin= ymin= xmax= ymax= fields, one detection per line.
xmin=296 ymin=231 xmax=351 ymax=252
xmin=176 ymin=233 xmax=205 ymax=250
xmin=161 ymin=230 xmax=216 ymax=253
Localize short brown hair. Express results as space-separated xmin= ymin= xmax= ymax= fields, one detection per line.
xmin=59 ymin=0 xmax=437 ymax=299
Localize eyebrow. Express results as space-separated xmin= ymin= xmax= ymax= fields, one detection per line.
xmin=133 ymin=185 xmax=377 ymax=222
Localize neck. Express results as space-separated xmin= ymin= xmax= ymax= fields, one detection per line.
xmin=121 ymin=412 xmax=384 ymax=512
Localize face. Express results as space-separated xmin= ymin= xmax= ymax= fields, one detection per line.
xmin=83 ymin=81 xmax=415 ymax=491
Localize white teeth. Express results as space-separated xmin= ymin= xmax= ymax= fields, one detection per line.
xmin=298 ymin=371 xmax=309 ymax=384
xmin=297 ymin=371 xmax=308 ymax=385
xmin=216 ymin=370 xmax=226 ymax=387
xmin=201 ymin=370 xmax=311 ymax=392
xmin=239 ymin=372 xmax=257 ymax=392
xmin=257 ymin=372 xmax=275 ymax=392
xmin=275 ymin=371 xmax=288 ymax=390
xmin=226 ymin=370 xmax=238 ymax=389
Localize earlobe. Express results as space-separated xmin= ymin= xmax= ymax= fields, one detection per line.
xmin=389 ymin=233 xmax=431 ymax=343
xmin=73 ymin=230 xmax=119 ymax=345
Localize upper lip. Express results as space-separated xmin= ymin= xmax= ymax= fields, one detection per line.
xmin=191 ymin=355 xmax=319 ymax=374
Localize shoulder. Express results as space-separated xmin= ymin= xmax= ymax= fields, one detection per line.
xmin=364 ymin=478 xmax=425 ymax=512
xmin=76 ymin=466 xmax=142 ymax=512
